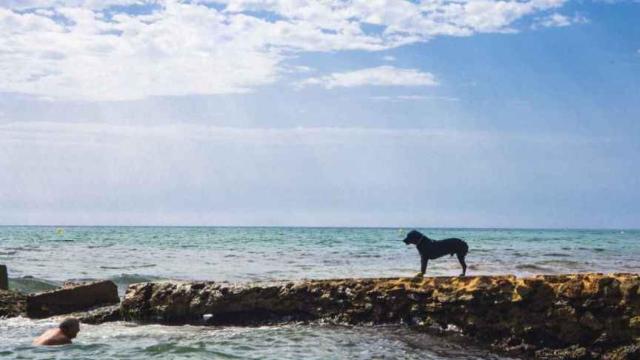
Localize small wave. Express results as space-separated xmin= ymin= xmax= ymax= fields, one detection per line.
xmin=0 ymin=250 xmax=17 ymax=256
xmin=9 ymin=276 xmax=61 ymax=294
xmin=142 ymin=342 xmax=217 ymax=356
xmin=544 ymin=253 xmax=571 ymax=257
xmin=473 ymin=249 xmax=491 ymax=253
xmin=87 ymin=244 xmax=115 ymax=249
xmin=110 ymin=273 xmax=164 ymax=287
xmin=60 ymin=274 xmax=163 ymax=296
xmin=537 ymin=259 xmax=584 ymax=267
xmin=515 ymin=264 xmax=553 ymax=272
xmin=5 ymin=246 xmax=42 ymax=252
xmin=577 ymin=247 xmax=605 ymax=252
xmin=99 ymin=264 xmax=157 ymax=270
xmin=63 ymin=274 xmax=162 ymax=287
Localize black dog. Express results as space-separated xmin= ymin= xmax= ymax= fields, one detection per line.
xmin=402 ymin=230 xmax=469 ymax=277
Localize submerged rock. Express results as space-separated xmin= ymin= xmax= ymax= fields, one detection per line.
xmin=121 ymin=273 xmax=640 ymax=359
xmin=27 ymin=280 xmax=119 ymax=318
xmin=64 ymin=304 xmax=122 ymax=324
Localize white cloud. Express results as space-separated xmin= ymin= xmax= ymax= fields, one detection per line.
xmin=533 ymin=12 xmax=588 ymax=28
xmin=0 ymin=0 xmax=571 ymax=101
xmin=281 ymin=65 xmax=315 ymax=73
xmin=0 ymin=3 xmax=283 ymax=101
xmin=0 ymin=1 xmax=149 ymax=10
xmin=382 ymin=55 xmax=396 ymax=62
xmin=216 ymin=0 xmax=568 ymax=36
xmin=297 ymin=66 xmax=437 ymax=89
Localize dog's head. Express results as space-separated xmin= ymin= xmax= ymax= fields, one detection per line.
xmin=402 ymin=230 xmax=424 ymax=245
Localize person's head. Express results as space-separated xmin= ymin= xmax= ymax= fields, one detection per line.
xmin=59 ymin=318 xmax=80 ymax=339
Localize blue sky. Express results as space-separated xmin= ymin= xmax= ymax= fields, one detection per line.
xmin=0 ymin=0 xmax=638 ymax=228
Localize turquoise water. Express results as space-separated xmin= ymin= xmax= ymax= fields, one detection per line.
xmin=1 ymin=226 xmax=638 ymax=359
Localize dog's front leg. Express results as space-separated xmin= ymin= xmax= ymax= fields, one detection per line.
xmin=418 ymin=256 xmax=428 ymax=277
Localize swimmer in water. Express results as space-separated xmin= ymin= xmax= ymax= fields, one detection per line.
xmin=33 ymin=318 xmax=80 ymax=346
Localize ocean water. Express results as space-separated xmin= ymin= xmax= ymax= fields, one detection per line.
xmin=1 ymin=226 xmax=638 ymax=359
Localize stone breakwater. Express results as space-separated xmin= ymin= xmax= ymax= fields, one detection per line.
xmin=121 ymin=274 xmax=640 ymax=359
xmin=1 ymin=273 xmax=639 ymax=359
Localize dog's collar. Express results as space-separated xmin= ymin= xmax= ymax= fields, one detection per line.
xmin=417 ymin=235 xmax=425 ymax=246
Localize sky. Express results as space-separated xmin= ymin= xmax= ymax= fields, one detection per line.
xmin=0 ymin=0 xmax=638 ymax=228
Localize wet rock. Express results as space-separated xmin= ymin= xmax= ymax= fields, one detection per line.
xmin=605 ymin=342 xmax=640 ymax=360
xmin=68 ymin=305 xmax=122 ymax=324
xmin=120 ymin=274 xmax=640 ymax=359
xmin=27 ymin=280 xmax=119 ymax=318
xmin=0 ymin=289 xmax=26 ymax=318
xmin=0 ymin=265 xmax=7 ymax=290
xmin=579 ymin=312 xmax=603 ymax=331
xmin=535 ymin=345 xmax=592 ymax=360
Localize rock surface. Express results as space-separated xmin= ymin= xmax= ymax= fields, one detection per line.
xmin=64 ymin=304 xmax=122 ymax=324
xmin=0 ymin=289 xmax=26 ymax=318
xmin=0 ymin=265 xmax=7 ymax=290
xmin=121 ymin=273 xmax=640 ymax=359
xmin=27 ymin=280 xmax=119 ymax=318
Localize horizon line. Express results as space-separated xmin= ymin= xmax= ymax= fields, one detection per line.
xmin=0 ymin=224 xmax=636 ymax=231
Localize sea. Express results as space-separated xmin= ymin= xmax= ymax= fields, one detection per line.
xmin=1 ymin=226 xmax=638 ymax=359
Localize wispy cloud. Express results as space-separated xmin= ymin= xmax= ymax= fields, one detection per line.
xmin=371 ymin=95 xmax=460 ymax=102
xmin=297 ymin=66 xmax=437 ymax=89
xmin=0 ymin=0 xmax=572 ymax=101
xmin=0 ymin=121 xmax=605 ymax=149
xmin=1 ymin=120 xmax=628 ymax=227
xmin=0 ymin=121 xmax=479 ymax=148
xmin=532 ymin=13 xmax=589 ymax=29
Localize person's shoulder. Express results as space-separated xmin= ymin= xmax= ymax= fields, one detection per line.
xmin=33 ymin=329 xmax=72 ymax=346
xmin=48 ymin=331 xmax=72 ymax=345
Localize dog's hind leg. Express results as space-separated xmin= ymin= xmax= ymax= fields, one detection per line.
xmin=456 ymin=253 xmax=467 ymax=277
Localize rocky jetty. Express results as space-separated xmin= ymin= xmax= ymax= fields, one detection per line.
xmin=121 ymin=273 xmax=640 ymax=359
xmin=1 ymin=273 xmax=638 ymax=358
